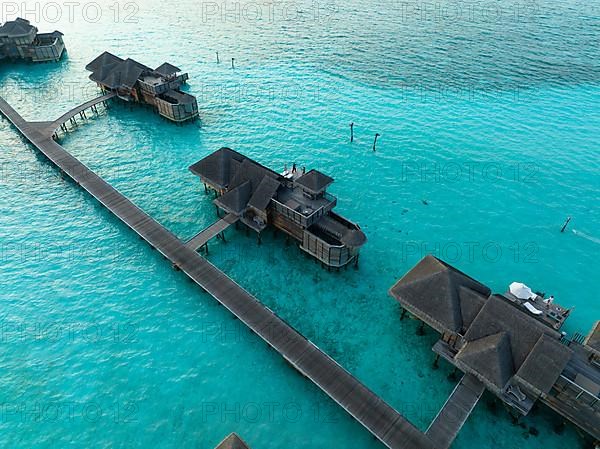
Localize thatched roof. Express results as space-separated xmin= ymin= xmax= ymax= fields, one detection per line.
xmin=191 ymin=148 xmax=282 ymax=215
xmin=0 ymin=18 xmax=35 ymax=38
xmin=104 ymin=58 xmax=149 ymax=89
xmin=456 ymin=295 xmax=566 ymax=395
xmin=189 ymin=147 xmax=238 ymax=188
xmin=295 ymin=169 xmax=333 ymax=194
xmin=86 ymin=53 xmax=151 ymax=90
xmin=464 ymin=295 xmax=561 ymax=368
xmin=229 ymin=158 xmax=277 ymax=190
xmin=456 ymin=332 xmax=514 ymax=389
xmin=189 ymin=148 xmax=279 ymax=191
xmin=248 ymin=176 xmax=280 ymax=211
xmin=216 ymin=181 xmax=252 ymax=215
xmin=214 ymin=433 xmax=251 ymax=449
xmin=514 ymin=333 xmax=572 ymax=397
xmin=85 ymin=51 xmax=123 ymax=72
xmin=389 ymin=256 xmax=491 ymax=334
xmin=155 ymin=62 xmax=181 ymax=76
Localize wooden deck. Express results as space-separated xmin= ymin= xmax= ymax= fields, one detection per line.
xmin=426 ymin=374 xmax=485 ymax=449
xmin=542 ymin=345 xmax=600 ymax=441
xmin=0 ymin=96 xmax=436 ymax=449
xmin=186 ymin=213 xmax=238 ymax=251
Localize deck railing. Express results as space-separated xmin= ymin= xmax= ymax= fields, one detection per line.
xmin=554 ymin=375 xmax=599 ymax=409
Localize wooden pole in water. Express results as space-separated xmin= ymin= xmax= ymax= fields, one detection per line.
xmin=560 ymin=216 xmax=571 ymax=233
xmin=372 ymin=133 xmax=380 ymax=151
xmin=350 ymin=122 xmax=354 ymax=142
xmin=216 ymin=51 xmax=220 ymax=63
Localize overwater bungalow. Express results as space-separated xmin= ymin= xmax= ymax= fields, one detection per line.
xmin=389 ymin=255 xmax=600 ymax=443
xmin=0 ymin=18 xmax=65 ymax=62
xmin=85 ymin=51 xmax=198 ymax=123
xmin=189 ymin=147 xmax=367 ymax=268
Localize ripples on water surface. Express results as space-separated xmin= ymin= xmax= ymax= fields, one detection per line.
xmin=0 ymin=1 xmax=599 ymax=448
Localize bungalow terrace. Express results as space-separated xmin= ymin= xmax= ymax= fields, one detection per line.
xmin=0 ymin=18 xmax=65 ymax=62
xmin=85 ymin=52 xmax=198 ymax=123
xmin=390 ymin=255 xmax=600 ymax=444
xmin=189 ymin=148 xmax=367 ymax=268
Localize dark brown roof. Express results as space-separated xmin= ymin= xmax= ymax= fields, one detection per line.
xmin=189 ymin=148 xmax=279 ymax=190
xmin=514 ymin=333 xmax=572 ymax=396
xmin=105 ymin=58 xmax=149 ymax=89
xmin=214 ymin=433 xmax=251 ymax=449
xmin=0 ymin=18 xmax=35 ymax=38
xmin=248 ymin=176 xmax=280 ymax=211
xmin=86 ymin=53 xmax=150 ymax=90
xmin=454 ymin=295 xmax=567 ymax=395
xmin=190 ymin=148 xmax=283 ymax=216
xmin=456 ymin=331 xmax=514 ymax=389
xmin=463 ymin=295 xmax=562 ymax=368
xmin=215 ymin=181 xmax=252 ymax=215
xmin=85 ymin=51 xmax=123 ymax=73
xmin=189 ymin=147 xmax=238 ymax=188
xmin=295 ymin=169 xmax=333 ymax=194
xmin=389 ymin=256 xmax=491 ymax=334
xmin=155 ymin=62 xmax=181 ymax=76
xmin=229 ymin=158 xmax=277 ymax=190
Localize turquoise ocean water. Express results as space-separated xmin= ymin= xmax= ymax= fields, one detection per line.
xmin=1 ymin=1 xmax=599 ymax=447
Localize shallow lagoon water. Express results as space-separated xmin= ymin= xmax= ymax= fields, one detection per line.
xmin=1 ymin=1 xmax=599 ymax=448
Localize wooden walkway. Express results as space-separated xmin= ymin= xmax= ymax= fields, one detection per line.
xmin=426 ymin=374 xmax=484 ymax=449
xmin=0 ymin=96 xmax=436 ymax=449
xmin=186 ymin=213 xmax=238 ymax=251
xmin=50 ymin=92 xmax=116 ymax=132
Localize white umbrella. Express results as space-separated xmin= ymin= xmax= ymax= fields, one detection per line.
xmin=509 ymin=282 xmax=535 ymax=300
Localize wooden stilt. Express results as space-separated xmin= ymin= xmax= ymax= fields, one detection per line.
xmin=447 ymin=367 xmax=459 ymax=382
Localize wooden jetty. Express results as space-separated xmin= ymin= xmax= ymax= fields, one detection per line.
xmin=426 ymin=374 xmax=485 ymax=449
xmin=391 ymin=255 xmax=600 ymax=444
xmin=186 ymin=213 xmax=238 ymax=252
xmin=0 ymin=96 xmax=436 ymax=449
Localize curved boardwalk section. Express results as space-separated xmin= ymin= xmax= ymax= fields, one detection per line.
xmin=50 ymin=92 xmax=116 ymax=132
xmin=0 ymin=96 xmax=435 ymax=449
